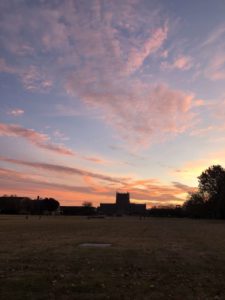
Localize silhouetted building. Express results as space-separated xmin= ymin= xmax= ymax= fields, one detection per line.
xmin=99 ymin=192 xmax=146 ymax=215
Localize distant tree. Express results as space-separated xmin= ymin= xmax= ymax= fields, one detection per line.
xmin=183 ymin=192 xmax=206 ymax=218
xmin=0 ymin=196 xmax=26 ymax=214
xmin=183 ymin=165 xmax=225 ymax=219
xmin=198 ymin=165 xmax=225 ymax=195
xmin=41 ymin=198 xmax=60 ymax=212
xmin=198 ymin=165 xmax=225 ymax=218
xmin=0 ymin=195 xmax=60 ymax=215
xmin=149 ymin=205 xmax=184 ymax=218
xmin=81 ymin=201 xmax=96 ymax=215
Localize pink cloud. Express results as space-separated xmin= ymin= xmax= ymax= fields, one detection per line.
xmin=0 ymin=123 xmax=74 ymax=156
xmin=8 ymin=109 xmax=24 ymax=116
xmin=126 ymin=26 xmax=168 ymax=74
xmin=161 ymin=55 xmax=192 ymax=71
xmin=0 ymin=166 xmax=116 ymax=206
xmin=67 ymin=73 xmax=197 ymax=147
xmin=0 ymin=2 xmax=168 ymax=85
xmin=173 ymin=56 xmax=192 ymax=70
xmin=82 ymin=156 xmax=111 ymax=164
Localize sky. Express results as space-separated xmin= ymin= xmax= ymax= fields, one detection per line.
xmin=1 ymin=0 xmax=225 ymax=207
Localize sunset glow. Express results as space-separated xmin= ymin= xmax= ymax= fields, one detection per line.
xmin=1 ymin=0 xmax=225 ymax=207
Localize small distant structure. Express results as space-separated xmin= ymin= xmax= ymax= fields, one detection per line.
xmin=98 ymin=192 xmax=146 ymax=216
xmin=60 ymin=205 xmax=96 ymax=216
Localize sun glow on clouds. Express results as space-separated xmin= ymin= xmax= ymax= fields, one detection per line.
xmin=0 ymin=157 xmax=194 ymax=207
xmin=174 ymin=152 xmax=225 ymax=186
xmin=1 ymin=1 xmax=225 ymax=205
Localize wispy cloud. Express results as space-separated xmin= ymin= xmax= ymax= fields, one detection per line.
xmin=7 ymin=109 xmax=24 ymax=116
xmin=53 ymin=130 xmax=70 ymax=141
xmin=82 ymin=156 xmax=112 ymax=164
xmin=172 ymin=181 xmax=196 ymax=194
xmin=202 ymin=24 xmax=225 ymax=47
xmin=0 ymin=58 xmax=53 ymax=91
xmin=0 ymin=123 xmax=74 ymax=156
xmin=161 ymin=55 xmax=192 ymax=71
xmin=190 ymin=124 xmax=225 ymax=137
xmin=126 ymin=25 xmax=168 ymax=74
xmin=205 ymin=53 xmax=225 ymax=81
xmin=199 ymin=24 xmax=225 ymax=81
xmin=0 ymin=157 xmax=124 ymax=184
xmin=21 ymin=66 xmax=53 ymax=91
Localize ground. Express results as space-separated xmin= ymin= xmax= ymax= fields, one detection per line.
xmin=0 ymin=216 xmax=225 ymax=300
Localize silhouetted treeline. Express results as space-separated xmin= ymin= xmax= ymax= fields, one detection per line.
xmin=183 ymin=165 xmax=225 ymax=219
xmin=0 ymin=196 xmax=59 ymax=214
xmin=149 ymin=205 xmax=184 ymax=218
xmin=61 ymin=205 xmax=96 ymax=216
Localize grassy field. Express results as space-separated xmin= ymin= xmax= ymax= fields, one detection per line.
xmin=1 ymin=216 xmax=225 ymax=300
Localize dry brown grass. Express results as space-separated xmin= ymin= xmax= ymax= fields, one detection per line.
xmin=0 ymin=216 xmax=225 ymax=299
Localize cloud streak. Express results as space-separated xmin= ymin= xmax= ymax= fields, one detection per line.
xmin=0 ymin=156 xmax=194 ymax=205
xmin=0 ymin=123 xmax=74 ymax=156
xmin=199 ymin=24 xmax=225 ymax=81
xmin=0 ymin=157 xmax=124 ymax=184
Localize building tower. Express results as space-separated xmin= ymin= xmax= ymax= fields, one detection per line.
xmin=116 ymin=192 xmax=130 ymax=213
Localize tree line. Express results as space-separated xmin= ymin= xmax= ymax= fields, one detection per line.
xmin=183 ymin=165 xmax=225 ymax=218
xmin=0 ymin=196 xmax=59 ymax=214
